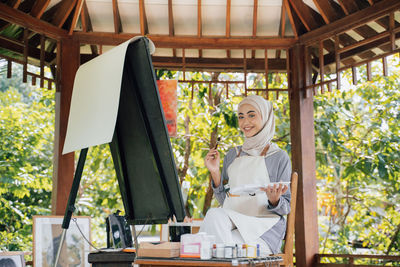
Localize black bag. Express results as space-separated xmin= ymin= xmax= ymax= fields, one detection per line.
xmin=106 ymin=210 xmax=133 ymax=248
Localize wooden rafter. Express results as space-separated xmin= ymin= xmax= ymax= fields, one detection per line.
xmin=288 ymin=0 xmax=323 ymax=31
xmin=52 ymin=0 xmax=78 ymax=28
xmin=283 ymin=0 xmax=296 ymax=37
xmin=283 ymin=0 xmax=303 ymax=37
xmin=9 ymin=0 xmax=22 ymax=9
xmin=80 ymin=1 xmax=98 ymax=55
xmin=275 ymin=3 xmax=286 ymax=59
xmin=0 ymin=35 xmax=55 ymax=62
xmin=69 ymin=0 xmax=84 ymax=34
xmin=168 ymin=0 xmax=174 ymax=36
xmin=197 ymin=0 xmax=202 ymax=58
xmin=80 ymin=0 xmax=89 ymax=32
xmin=139 ymin=0 xmax=149 ymax=35
xmin=112 ymin=0 xmax=122 ymax=34
xmin=31 ymin=0 xmax=51 ymax=18
xmin=226 ymin=0 xmax=231 ymax=58
xmin=312 ymin=0 xmax=344 ymax=24
xmin=299 ymin=0 xmax=400 ymax=44
xmin=251 ymin=0 xmax=258 ymax=58
xmin=75 ymin=32 xmax=297 ymax=49
xmin=0 ymin=2 xmax=67 ymax=39
xmin=336 ymin=0 xmax=358 ymax=15
xmin=168 ymin=0 xmax=176 ymax=57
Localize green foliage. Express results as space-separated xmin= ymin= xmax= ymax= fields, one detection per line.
xmin=315 ymin=56 xmax=400 ymax=255
xmin=0 ymin=81 xmax=54 ymax=251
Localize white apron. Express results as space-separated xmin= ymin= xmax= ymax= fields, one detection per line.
xmin=222 ymin=149 xmax=280 ymax=244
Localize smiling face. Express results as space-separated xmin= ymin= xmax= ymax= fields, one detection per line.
xmin=238 ymin=103 xmax=263 ymax=137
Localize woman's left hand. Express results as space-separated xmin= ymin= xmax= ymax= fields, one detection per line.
xmin=260 ymin=184 xmax=288 ymax=207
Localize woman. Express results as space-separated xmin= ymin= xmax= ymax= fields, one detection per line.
xmin=200 ymin=95 xmax=291 ymax=256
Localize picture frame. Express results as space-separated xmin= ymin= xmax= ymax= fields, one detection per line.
xmin=33 ymin=216 xmax=91 ymax=267
xmin=0 ymin=251 xmax=25 ymax=267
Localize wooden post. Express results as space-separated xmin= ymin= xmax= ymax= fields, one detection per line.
xmin=51 ymin=37 xmax=80 ymax=215
xmin=289 ymin=44 xmax=319 ymax=267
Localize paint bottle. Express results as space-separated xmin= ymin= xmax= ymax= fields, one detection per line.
xmin=212 ymin=244 xmax=217 ymax=258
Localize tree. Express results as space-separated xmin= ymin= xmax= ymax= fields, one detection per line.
xmin=315 ymin=55 xmax=400 ymax=256
xmin=0 ymin=84 xmax=54 ymax=251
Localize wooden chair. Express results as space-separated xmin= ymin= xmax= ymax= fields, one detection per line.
xmin=273 ymin=172 xmax=298 ymax=267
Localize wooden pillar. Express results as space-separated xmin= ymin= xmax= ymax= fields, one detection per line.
xmin=51 ymin=37 xmax=80 ymax=215
xmin=289 ymin=44 xmax=319 ymax=267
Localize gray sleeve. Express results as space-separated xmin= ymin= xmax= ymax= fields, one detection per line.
xmin=265 ymin=150 xmax=292 ymax=215
xmin=261 ymin=150 xmax=292 ymax=254
xmin=212 ymin=148 xmax=237 ymax=205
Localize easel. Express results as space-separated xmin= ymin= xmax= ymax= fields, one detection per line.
xmin=53 ymin=147 xmax=140 ymax=267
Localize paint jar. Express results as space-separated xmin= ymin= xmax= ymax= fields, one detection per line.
xmin=246 ymin=243 xmax=257 ymax=258
xmin=216 ymin=243 xmax=224 ymax=258
xmin=224 ymin=244 xmax=234 ymax=258
xmin=200 ymin=241 xmax=212 ymax=260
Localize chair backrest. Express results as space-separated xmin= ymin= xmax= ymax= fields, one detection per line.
xmin=274 ymin=172 xmax=298 ymax=267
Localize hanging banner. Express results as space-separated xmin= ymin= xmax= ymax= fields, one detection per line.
xmin=157 ymin=80 xmax=178 ymax=137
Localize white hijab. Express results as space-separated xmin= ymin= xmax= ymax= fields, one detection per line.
xmin=238 ymin=95 xmax=280 ymax=157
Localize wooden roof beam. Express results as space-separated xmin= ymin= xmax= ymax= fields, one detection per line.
xmin=139 ymin=0 xmax=149 ymax=35
xmin=75 ymin=33 xmax=297 ymax=49
xmin=197 ymin=0 xmax=202 ymax=58
xmin=0 ymin=0 xmax=22 ymax=32
xmin=300 ymin=0 xmax=400 ymax=44
xmin=252 ymin=0 xmax=258 ymax=58
xmin=337 ymin=1 xmax=357 ymax=16
xmin=312 ymin=0 xmax=344 ymax=24
xmin=168 ymin=0 xmax=174 ymax=36
xmin=31 ymin=0 xmax=50 ymax=18
xmin=288 ymin=0 xmax=323 ymax=31
xmin=336 ymin=0 xmax=358 ymax=15
xmin=0 ymin=35 xmax=55 ymax=63
xmin=275 ymin=3 xmax=286 ymax=58
xmin=283 ymin=0 xmax=299 ymax=37
xmin=0 ymin=2 xmax=67 ymax=39
xmin=226 ymin=0 xmax=231 ymax=58
xmin=112 ymin=0 xmax=122 ymax=34
xmin=69 ymin=0 xmax=84 ymax=34
xmin=80 ymin=55 xmax=288 ymax=72
xmin=80 ymin=1 xmax=98 ymax=55
xmin=52 ymin=0 xmax=78 ymax=28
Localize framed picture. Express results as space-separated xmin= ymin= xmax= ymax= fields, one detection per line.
xmin=0 ymin=252 xmax=25 ymax=267
xmin=33 ymin=216 xmax=91 ymax=267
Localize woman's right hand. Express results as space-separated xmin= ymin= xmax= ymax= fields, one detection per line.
xmin=204 ymin=149 xmax=221 ymax=186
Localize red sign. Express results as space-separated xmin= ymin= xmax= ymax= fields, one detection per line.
xmin=157 ymin=80 xmax=178 ymax=137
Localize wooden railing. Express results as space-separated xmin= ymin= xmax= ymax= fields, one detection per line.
xmin=316 ymin=254 xmax=400 ymax=267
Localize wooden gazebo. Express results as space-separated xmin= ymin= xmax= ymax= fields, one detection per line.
xmin=1 ymin=0 xmax=399 ymax=266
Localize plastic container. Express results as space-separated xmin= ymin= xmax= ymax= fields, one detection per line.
xmin=246 ymin=243 xmax=257 ymax=258
xmin=216 ymin=243 xmax=224 ymax=258
xmin=224 ymin=244 xmax=234 ymax=258
xmin=200 ymin=241 xmax=212 ymax=259
xmin=212 ymin=244 xmax=217 ymax=258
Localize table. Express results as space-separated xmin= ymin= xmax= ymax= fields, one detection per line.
xmin=135 ymin=256 xmax=282 ymax=267
xmin=88 ymin=251 xmax=136 ymax=267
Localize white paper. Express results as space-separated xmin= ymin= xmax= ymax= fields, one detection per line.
xmin=62 ymin=37 xmax=155 ymax=154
